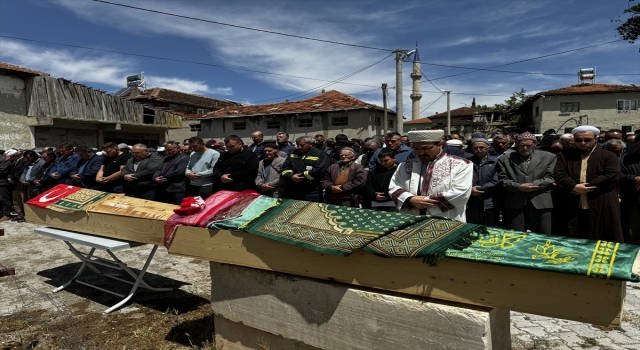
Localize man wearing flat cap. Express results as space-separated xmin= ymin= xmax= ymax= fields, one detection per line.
xmin=389 ymin=129 xmax=473 ymax=221
xmin=497 ymin=131 xmax=556 ymax=234
xmin=554 ymin=126 xmax=623 ymax=242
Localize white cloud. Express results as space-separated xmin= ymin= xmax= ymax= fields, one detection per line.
xmin=0 ymin=39 xmax=233 ymax=96
xmin=145 ymin=76 xmax=233 ymax=95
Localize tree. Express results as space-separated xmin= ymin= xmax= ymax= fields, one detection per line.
xmin=471 ymin=97 xmax=476 ymax=108
xmin=483 ymin=88 xmax=532 ymax=127
xmin=616 ymin=2 xmax=640 ymax=42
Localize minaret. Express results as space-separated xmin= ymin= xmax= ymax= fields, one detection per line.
xmin=410 ymin=43 xmax=422 ymax=120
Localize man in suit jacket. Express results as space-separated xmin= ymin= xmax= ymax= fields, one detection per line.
xmin=121 ymin=144 xmax=163 ymax=199
xmin=255 ymin=142 xmax=287 ymax=198
xmin=213 ymin=135 xmax=259 ymax=193
xmin=497 ymin=132 xmax=556 ymax=234
xmin=71 ymin=146 xmax=103 ymax=189
xmin=153 ymin=141 xmax=189 ymax=205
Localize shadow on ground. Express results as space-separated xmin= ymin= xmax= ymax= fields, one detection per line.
xmin=37 ymin=262 xmax=206 ymax=313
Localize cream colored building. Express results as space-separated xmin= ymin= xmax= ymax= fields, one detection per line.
xmin=199 ymin=90 xmax=396 ymax=143
xmin=526 ymin=84 xmax=640 ymax=134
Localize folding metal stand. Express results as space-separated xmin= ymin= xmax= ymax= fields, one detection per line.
xmin=34 ymin=227 xmax=172 ymax=314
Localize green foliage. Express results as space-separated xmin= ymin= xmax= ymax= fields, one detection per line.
xmin=477 ymin=88 xmax=532 ymax=128
xmin=471 ymin=97 xmax=476 ymax=108
xmin=617 ymin=3 xmax=640 ymax=43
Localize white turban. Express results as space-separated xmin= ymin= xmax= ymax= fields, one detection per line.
xmin=571 ymin=126 xmax=600 ymax=136
xmin=408 ymin=129 xmax=444 ymax=143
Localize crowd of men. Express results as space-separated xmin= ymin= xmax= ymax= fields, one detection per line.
xmin=1 ymin=126 xmax=640 ymax=244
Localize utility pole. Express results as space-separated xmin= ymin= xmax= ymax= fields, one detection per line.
xmin=446 ymin=90 xmax=451 ymax=134
xmin=395 ymin=49 xmax=403 ymax=133
xmin=382 ymin=83 xmax=388 ymax=135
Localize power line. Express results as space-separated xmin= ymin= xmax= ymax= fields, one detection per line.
xmin=430 ymin=39 xmax=625 ymax=81
xmin=0 ymin=35 xmax=383 ymax=88
xmin=422 ymin=61 xmax=640 ymax=76
xmin=0 ymin=35 xmax=513 ymax=98
xmin=253 ymin=52 xmax=394 ymax=103
xmin=92 ymin=0 xmax=393 ymax=52
xmin=419 ymin=93 xmax=446 ymax=115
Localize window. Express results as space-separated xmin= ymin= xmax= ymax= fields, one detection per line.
xmin=298 ymin=119 xmax=312 ymax=127
xmin=622 ymin=126 xmax=633 ymax=134
xmin=375 ymin=117 xmax=381 ymax=126
xmin=189 ymin=123 xmax=201 ymax=132
xmin=233 ymin=122 xmax=247 ymax=130
xmin=196 ymin=108 xmax=210 ymax=114
xmin=332 ymin=116 xmax=348 ymax=126
xmin=143 ymin=107 xmax=155 ymax=124
xmin=560 ymin=102 xmax=580 ymax=113
xmin=617 ymin=100 xmax=638 ymax=111
xmin=388 ymin=119 xmax=394 ymax=128
xmin=564 ymin=127 xmax=573 ymax=134
xmin=266 ymin=120 xmax=281 ymax=129
xmin=535 ymin=106 xmax=539 ymax=117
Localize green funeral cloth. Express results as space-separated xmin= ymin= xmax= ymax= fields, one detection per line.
xmin=209 ymin=196 xmax=280 ymax=231
xmin=245 ymin=199 xmax=424 ymax=256
xmin=364 ymin=217 xmax=486 ymax=262
xmin=445 ymin=228 xmax=640 ymax=282
xmin=46 ymin=189 xmax=116 ymax=213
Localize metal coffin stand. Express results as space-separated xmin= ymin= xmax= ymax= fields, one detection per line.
xmin=34 ymin=227 xmax=172 ymax=313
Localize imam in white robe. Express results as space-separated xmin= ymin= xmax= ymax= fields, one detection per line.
xmin=389 ymin=151 xmax=473 ymax=222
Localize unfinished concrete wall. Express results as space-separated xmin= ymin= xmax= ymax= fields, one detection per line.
xmin=0 ymin=74 xmax=31 ymax=149
xmin=167 ymin=119 xmax=198 ymax=143
xmin=210 ymin=262 xmax=510 ymax=350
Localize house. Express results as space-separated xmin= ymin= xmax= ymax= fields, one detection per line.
xmin=522 ymin=84 xmax=640 ymax=134
xmin=124 ymin=87 xmax=243 ymax=142
xmin=404 ymin=107 xmax=504 ymax=137
xmin=198 ymin=90 xmax=396 ymax=143
xmin=0 ymin=62 xmax=182 ymax=149
xmin=402 ymin=116 xmax=433 ymax=134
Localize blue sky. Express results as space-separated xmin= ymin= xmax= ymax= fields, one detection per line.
xmin=0 ymin=0 xmax=638 ymax=118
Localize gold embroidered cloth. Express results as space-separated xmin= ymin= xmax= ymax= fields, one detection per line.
xmin=446 ymin=228 xmax=640 ymax=281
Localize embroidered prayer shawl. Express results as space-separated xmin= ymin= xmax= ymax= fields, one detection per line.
xmin=389 ymin=153 xmax=473 ymax=221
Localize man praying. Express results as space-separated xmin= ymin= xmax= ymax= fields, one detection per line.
xmin=389 ymin=129 xmax=473 ymax=221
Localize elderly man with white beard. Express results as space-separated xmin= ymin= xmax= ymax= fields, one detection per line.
xmin=389 ymin=129 xmax=473 ymax=222
xmin=497 ymin=132 xmax=557 ymax=234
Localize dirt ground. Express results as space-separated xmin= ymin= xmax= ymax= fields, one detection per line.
xmin=0 ymin=220 xmax=219 ymax=350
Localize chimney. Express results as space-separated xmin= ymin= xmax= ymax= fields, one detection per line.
xmin=321 ymin=89 xmax=325 ymax=94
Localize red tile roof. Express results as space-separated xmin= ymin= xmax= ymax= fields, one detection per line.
xmin=127 ymin=87 xmax=241 ymax=110
xmin=202 ymin=90 xmax=394 ymax=119
xmin=405 ymin=107 xmax=487 ymax=124
xmin=0 ymin=62 xmax=48 ymax=76
xmin=538 ymin=83 xmax=640 ymax=96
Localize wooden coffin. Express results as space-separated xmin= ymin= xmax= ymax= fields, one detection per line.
xmin=25 ymin=204 xmax=632 ymax=327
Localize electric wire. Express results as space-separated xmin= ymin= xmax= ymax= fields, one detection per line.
xmin=429 ymin=39 xmax=625 ymax=81
xmin=253 ymin=52 xmax=395 ymax=103
xmin=419 ymin=92 xmax=446 ymax=115
xmin=92 ymin=0 xmax=393 ymax=52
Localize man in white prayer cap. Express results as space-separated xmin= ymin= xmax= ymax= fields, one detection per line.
xmin=554 ymin=125 xmax=623 ymax=242
xmin=389 ymin=129 xmax=473 ymax=221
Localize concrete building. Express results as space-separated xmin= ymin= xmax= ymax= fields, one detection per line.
xmin=0 ymin=62 xmax=182 ymax=149
xmin=125 ymin=87 xmax=242 ymax=142
xmin=199 ymin=90 xmax=396 ymax=143
xmin=522 ymin=84 xmax=640 ymax=133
